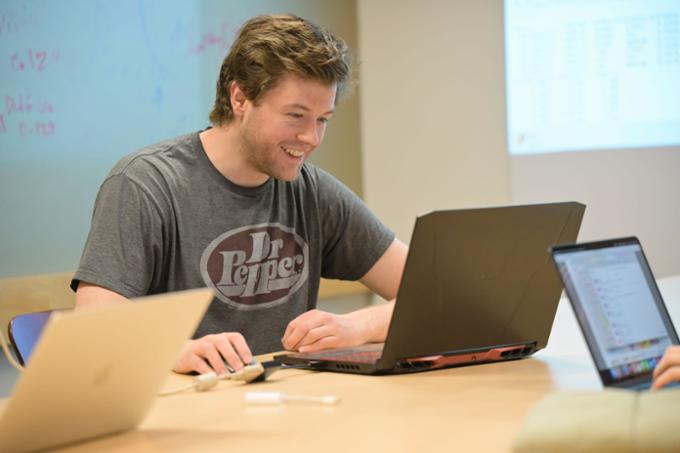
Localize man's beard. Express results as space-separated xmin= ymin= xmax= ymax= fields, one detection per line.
xmin=240 ymin=123 xmax=302 ymax=182
xmin=242 ymin=131 xmax=274 ymax=178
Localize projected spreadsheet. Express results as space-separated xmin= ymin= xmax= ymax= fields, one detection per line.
xmin=504 ymin=0 xmax=680 ymax=154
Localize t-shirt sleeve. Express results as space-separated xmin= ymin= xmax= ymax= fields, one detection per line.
xmin=314 ymin=167 xmax=395 ymax=281
xmin=71 ymin=173 xmax=164 ymax=298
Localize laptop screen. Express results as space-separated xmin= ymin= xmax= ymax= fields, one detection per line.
xmin=551 ymin=238 xmax=678 ymax=387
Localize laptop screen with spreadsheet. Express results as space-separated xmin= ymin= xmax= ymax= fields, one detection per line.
xmin=551 ymin=237 xmax=679 ymax=388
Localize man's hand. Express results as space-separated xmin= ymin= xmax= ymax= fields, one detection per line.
xmin=173 ymin=333 xmax=253 ymax=375
xmin=282 ymin=238 xmax=407 ymax=353
xmin=651 ymin=345 xmax=680 ymax=390
xmin=281 ymin=310 xmax=364 ymax=352
xmin=281 ymin=303 xmax=394 ymax=353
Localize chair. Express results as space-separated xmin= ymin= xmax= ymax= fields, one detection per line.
xmin=0 ymin=271 xmax=75 ymax=366
xmin=8 ymin=310 xmax=61 ymax=366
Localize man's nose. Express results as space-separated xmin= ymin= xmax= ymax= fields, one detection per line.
xmin=297 ymin=122 xmax=322 ymax=148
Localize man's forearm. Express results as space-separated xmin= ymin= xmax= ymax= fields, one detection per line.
xmin=347 ymin=300 xmax=395 ymax=344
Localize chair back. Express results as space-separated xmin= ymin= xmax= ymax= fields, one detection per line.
xmin=9 ymin=310 xmax=65 ymax=366
xmin=0 ymin=271 xmax=75 ymax=365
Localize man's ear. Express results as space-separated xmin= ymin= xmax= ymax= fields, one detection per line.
xmin=230 ymin=82 xmax=248 ymax=117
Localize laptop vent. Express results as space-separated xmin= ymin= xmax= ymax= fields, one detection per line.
xmin=334 ymin=364 xmax=360 ymax=371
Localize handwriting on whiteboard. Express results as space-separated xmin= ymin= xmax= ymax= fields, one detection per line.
xmin=10 ymin=49 xmax=60 ymax=72
xmin=0 ymin=95 xmax=55 ymax=137
xmin=186 ymin=22 xmax=234 ymax=56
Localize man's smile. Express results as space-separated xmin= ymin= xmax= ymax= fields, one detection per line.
xmin=282 ymin=146 xmax=305 ymax=158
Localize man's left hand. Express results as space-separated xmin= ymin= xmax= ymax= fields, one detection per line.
xmin=282 ymin=309 xmax=370 ymax=353
xmin=282 ymin=239 xmax=406 ymax=353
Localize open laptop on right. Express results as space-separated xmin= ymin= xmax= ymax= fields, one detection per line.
xmin=551 ymin=237 xmax=680 ymax=391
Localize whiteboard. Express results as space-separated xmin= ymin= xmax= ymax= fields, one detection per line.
xmin=0 ymin=0 xmax=247 ymax=276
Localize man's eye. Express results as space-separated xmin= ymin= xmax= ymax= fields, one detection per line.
xmin=318 ymin=117 xmax=330 ymax=124
xmin=287 ymin=113 xmax=303 ymax=119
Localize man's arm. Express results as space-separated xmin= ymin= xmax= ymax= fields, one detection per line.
xmin=281 ymin=238 xmax=408 ymax=352
xmin=75 ymin=282 xmax=252 ymax=374
xmin=75 ymin=282 xmax=129 ymax=306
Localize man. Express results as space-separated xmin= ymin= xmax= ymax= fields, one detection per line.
xmin=72 ymin=15 xmax=407 ymax=376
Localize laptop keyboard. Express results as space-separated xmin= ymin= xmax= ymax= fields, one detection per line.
xmin=299 ymin=343 xmax=384 ymax=364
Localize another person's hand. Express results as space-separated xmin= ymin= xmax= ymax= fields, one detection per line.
xmin=172 ymin=333 xmax=253 ymax=375
xmin=281 ymin=309 xmax=369 ymax=353
xmin=651 ymin=345 xmax=680 ymax=390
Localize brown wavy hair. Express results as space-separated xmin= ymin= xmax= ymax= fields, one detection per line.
xmin=209 ymin=14 xmax=352 ymax=126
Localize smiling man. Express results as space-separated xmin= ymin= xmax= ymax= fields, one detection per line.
xmin=71 ymin=15 xmax=407 ymax=375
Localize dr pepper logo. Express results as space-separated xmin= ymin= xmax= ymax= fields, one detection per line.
xmin=200 ymin=223 xmax=309 ymax=310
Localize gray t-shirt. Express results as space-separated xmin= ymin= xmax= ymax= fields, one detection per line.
xmin=72 ymin=131 xmax=394 ymax=354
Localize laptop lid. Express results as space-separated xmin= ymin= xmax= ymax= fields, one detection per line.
xmin=280 ymin=201 xmax=585 ymax=374
xmin=550 ymin=237 xmax=679 ymax=390
xmin=0 ymin=288 xmax=212 ymax=453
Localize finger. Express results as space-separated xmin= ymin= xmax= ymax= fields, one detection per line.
xmin=173 ymin=351 xmax=213 ymax=375
xmin=653 ymin=347 xmax=680 ymax=379
xmin=295 ymin=325 xmax=333 ymax=349
xmin=198 ymin=341 xmax=229 ymax=375
xmin=282 ymin=310 xmax=315 ymax=345
xmin=299 ymin=335 xmax=340 ymax=353
xmin=651 ymin=366 xmax=680 ymax=390
xmin=282 ymin=320 xmax=309 ymax=350
xmin=173 ymin=340 xmax=213 ymax=374
xmin=282 ymin=321 xmax=295 ymax=345
xmin=227 ymin=333 xmax=253 ymax=365
xmin=283 ymin=310 xmax=324 ymax=334
xmin=283 ymin=311 xmax=327 ymax=350
xmin=281 ymin=326 xmax=298 ymax=350
xmin=189 ymin=355 xmax=214 ymax=375
xmin=285 ymin=321 xmax=323 ymax=351
xmin=213 ymin=335 xmax=245 ymax=371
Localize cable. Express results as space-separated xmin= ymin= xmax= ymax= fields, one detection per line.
xmin=0 ymin=327 xmax=25 ymax=373
xmin=158 ymin=362 xmax=266 ymax=396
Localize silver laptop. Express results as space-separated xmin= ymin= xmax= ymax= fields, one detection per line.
xmin=0 ymin=288 xmax=212 ymax=453
xmin=551 ymin=237 xmax=680 ymax=391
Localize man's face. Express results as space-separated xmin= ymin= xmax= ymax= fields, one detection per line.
xmin=238 ymin=75 xmax=336 ymax=182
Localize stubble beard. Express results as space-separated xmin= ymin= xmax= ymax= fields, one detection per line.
xmin=241 ymin=124 xmax=303 ymax=182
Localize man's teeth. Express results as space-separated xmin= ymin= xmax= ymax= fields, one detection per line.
xmin=283 ymin=147 xmax=304 ymax=158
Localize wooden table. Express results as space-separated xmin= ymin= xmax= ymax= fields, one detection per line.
xmin=20 ymin=276 xmax=680 ymax=452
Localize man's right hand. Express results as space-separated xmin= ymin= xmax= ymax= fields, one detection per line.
xmin=76 ymin=283 xmax=253 ymax=375
xmin=173 ymin=333 xmax=253 ymax=375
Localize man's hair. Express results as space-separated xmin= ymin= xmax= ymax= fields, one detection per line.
xmin=209 ymin=14 xmax=352 ymax=126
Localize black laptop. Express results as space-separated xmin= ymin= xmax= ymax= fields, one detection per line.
xmin=275 ymin=201 xmax=586 ymax=375
xmin=551 ymin=237 xmax=680 ymax=391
